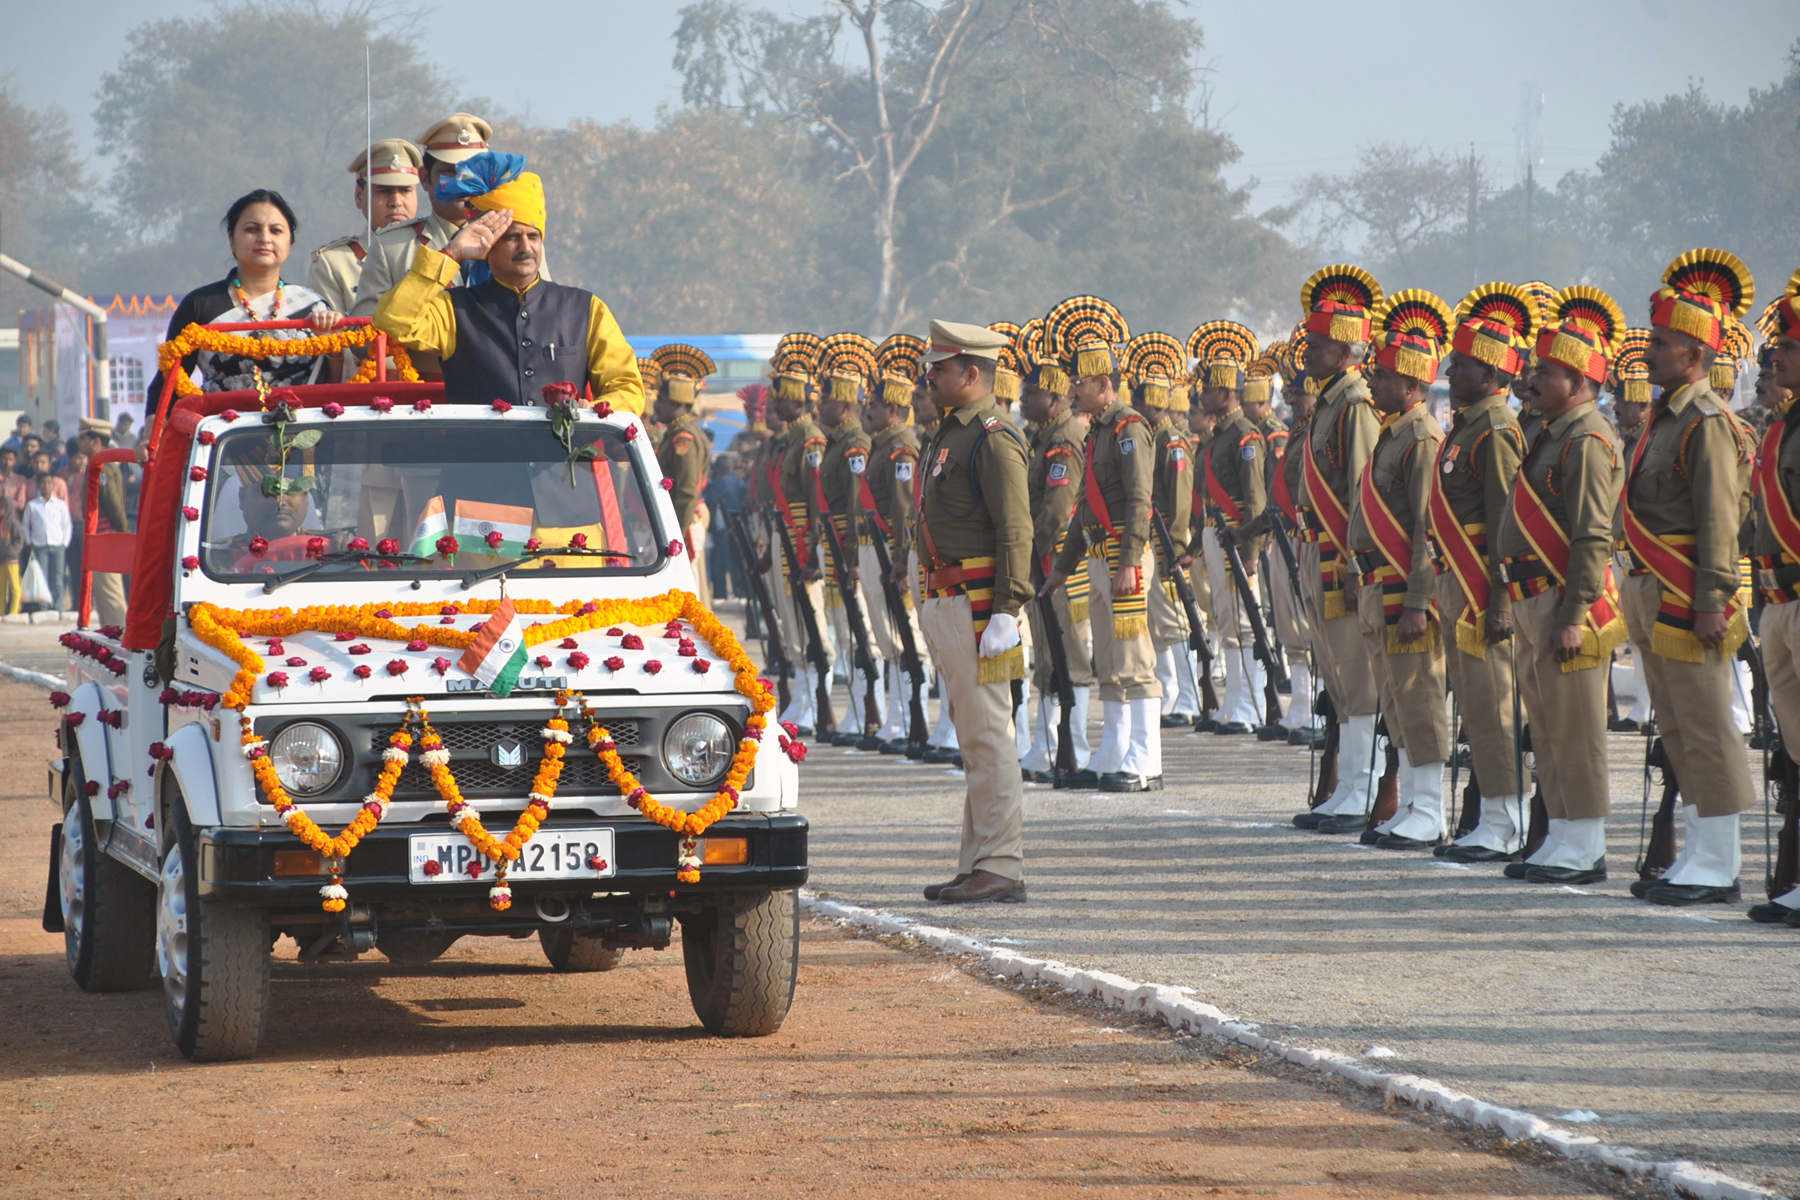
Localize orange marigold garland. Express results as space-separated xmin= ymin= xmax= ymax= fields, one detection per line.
xmin=157 ymin=323 xmax=421 ymax=400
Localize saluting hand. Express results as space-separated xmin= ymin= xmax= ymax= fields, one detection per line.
xmin=446 ymin=209 xmax=513 ymax=262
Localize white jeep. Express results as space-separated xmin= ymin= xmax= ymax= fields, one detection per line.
xmin=44 ymin=378 xmax=806 ymax=1061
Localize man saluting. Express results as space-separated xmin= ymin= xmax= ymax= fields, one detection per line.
xmin=374 ymin=152 xmax=643 ymax=413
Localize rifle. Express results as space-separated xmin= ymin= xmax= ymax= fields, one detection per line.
xmin=1742 ymin=634 xmax=1772 ymax=748
xmin=1309 ymin=690 xmax=1339 ymax=810
xmin=1639 ymin=736 xmax=1680 ymax=881
xmin=818 ymin=511 xmax=882 ymax=738
xmin=1149 ymin=508 xmax=1219 ymax=718
xmin=1519 ymin=722 xmax=1549 ymax=859
xmin=726 ymin=510 xmax=792 ymax=714
xmin=1031 ymin=560 xmax=1080 ymax=781
xmin=1768 ymin=736 xmax=1799 ymax=899
xmin=771 ymin=513 xmax=836 ymax=736
xmin=1206 ymin=503 xmax=1289 ymax=726
xmin=1364 ymin=719 xmax=1400 ymax=833
xmin=862 ymin=515 xmax=927 ymax=750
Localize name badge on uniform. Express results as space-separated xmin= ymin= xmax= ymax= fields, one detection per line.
xmin=805 ymin=449 xmax=823 ymax=469
xmin=1047 ymin=462 xmax=1069 ymax=486
xmin=1120 ymin=437 xmax=1136 ymax=455
xmin=932 ymin=447 xmax=950 ymax=477
xmin=895 ymin=461 xmax=914 ymax=482
xmin=848 ymin=453 xmax=866 ymax=475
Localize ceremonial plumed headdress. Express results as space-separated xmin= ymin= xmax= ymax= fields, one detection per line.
xmin=1519 ymin=280 xmax=1559 ymax=328
xmin=649 ymin=343 xmax=715 ymax=406
xmin=1650 ymin=248 xmax=1756 ymax=351
xmin=1125 ymin=332 xmax=1188 ymax=411
xmin=1300 ymin=264 xmax=1383 ymax=344
xmin=989 ymin=322 xmax=1023 ymax=402
xmin=1535 ymin=286 xmax=1627 ymax=384
xmin=1280 ymin=325 xmax=1309 ymax=390
xmin=1709 ymin=317 xmax=1753 ymax=394
xmin=1610 ymin=329 xmax=1652 ymax=406
xmin=817 ymin=332 xmax=880 ymax=405
xmin=875 ymin=334 xmax=926 ymax=411
xmin=770 ymin=332 xmax=825 ymax=404
xmin=1188 ymin=321 xmax=1259 ymax=391
xmin=737 ymin=383 xmax=769 ymax=425
xmin=1764 ymin=268 xmax=1800 ymax=341
xmin=1045 ymin=295 xmax=1130 ymax=380
xmin=1015 ymin=318 xmax=1070 ymax=397
xmin=1244 ymin=351 xmax=1281 ymax=406
xmin=637 ymin=356 xmax=661 ymax=394
xmin=1452 ymin=281 xmax=1536 ymax=378
xmin=1370 ymin=289 xmax=1453 ymax=383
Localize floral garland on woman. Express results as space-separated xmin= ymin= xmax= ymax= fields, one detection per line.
xmin=156 ymin=323 xmax=420 ymax=400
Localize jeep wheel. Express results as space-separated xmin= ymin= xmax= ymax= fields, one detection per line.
xmin=60 ymin=772 xmax=156 ymax=992
xmin=376 ymin=929 xmax=460 ymax=965
xmin=679 ymin=889 xmax=799 ymax=1037
xmin=539 ymin=927 xmax=625 ymax=972
xmin=159 ymin=801 xmax=269 ymax=1061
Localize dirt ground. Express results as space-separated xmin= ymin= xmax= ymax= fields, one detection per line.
xmin=1 ymin=681 xmax=1620 ymax=1199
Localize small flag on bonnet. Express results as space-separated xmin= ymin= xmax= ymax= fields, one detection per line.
xmin=457 ymin=598 xmax=529 ymax=696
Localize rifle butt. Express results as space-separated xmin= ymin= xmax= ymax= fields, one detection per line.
xmin=1455 ymin=763 xmax=1482 ymax=838
xmin=1310 ymin=718 xmax=1340 ymax=809
xmin=1366 ymin=741 xmax=1400 ymax=830
xmin=1772 ymin=743 xmax=1800 ymax=898
xmin=1522 ymin=785 xmax=1549 ymax=860
xmin=1640 ymin=782 xmax=1679 ymax=881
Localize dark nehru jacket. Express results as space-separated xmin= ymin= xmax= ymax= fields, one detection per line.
xmin=445 ymin=278 xmax=592 ymax=405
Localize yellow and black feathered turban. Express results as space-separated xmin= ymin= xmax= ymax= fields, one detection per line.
xmin=1452 ymin=281 xmax=1536 ymax=378
xmin=637 ymin=356 xmax=661 ymax=395
xmin=1045 ymin=295 xmax=1130 ymax=380
xmin=1188 ymin=320 xmax=1259 ymax=391
xmin=649 ymin=343 xmax=715 ymax=406
xmin=1125 ymin=332 xmax=1187 ymax=412
xmin=989 ymin=322 xmax=1023 ymax=402
xmin=1015 ymin=318 xmax=1070 ymax=397
xmin=1370 ymin=289 xmax=1453 ymax=383
xmin=1611 ymin=328 xmax=1652 ymax=406
xmin=875 ymin=333 xmax=926 ymax=411
xmin=1710 ymin=316 xmax=1753 ymax=394
xmin=1652 ymin=248 xmax=1756 ymax=351
xmin=1244 ymin=351 xmax=1281 ymax=406
xmin=770 ymin=332 xmax=824 ymax=404
xmin=1300 ymin=264 xmax=1383 ymax=344
xmin=1536 ymin=286 xmax=1626 ymax=383
xmin=817 ymin=332 xmax=880 ymax=405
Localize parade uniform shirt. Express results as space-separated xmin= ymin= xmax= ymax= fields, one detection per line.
xmin=865 ymin=425 xmax=921 ymax=560
xmin=1349 ymin=402 xmax=1442 ymax=617
xmin=656 ymin=412 xmax=707 ymax=531
xmin=1028 ymin=409 xmax=1086 ymax=569
xmin=1494 ymin=400 xmax=1621 ymax=629
xmin=1053 ymin=398 xmax=1154 ymax=575
xmin=916 ymin=395 xmax=1033 ymax=621
xmin=373 ymin=245 xmax=642 ymax=413
xmin=1202 ymin=407 xmax=1269 ymax=552
xmin=1151 ymin=415 xmax=1193 ymax=550
xmin=1432 ymin=393 xmax=1525 ymax=619
xmin=819 ymin=416 xmax=872 ymax=553
xmin=779 ymin=415 xmax=827 ymax=549
xmin=307 ymin=233 xmax=367 ymax=316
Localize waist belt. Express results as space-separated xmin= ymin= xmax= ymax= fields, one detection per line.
xmin=1352 ymin=550 xmax=1386 ymax=578
xmin=926 ymin=564 xmax=966 ymax=593
xmin=1497 ymin=555 xmax=1549 ymax=585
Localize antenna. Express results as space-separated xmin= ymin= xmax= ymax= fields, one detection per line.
xmin=365 ymin=45 xmax=373 ymax=253
xmin=1513 ymin=80 xmax=1543 ymax=187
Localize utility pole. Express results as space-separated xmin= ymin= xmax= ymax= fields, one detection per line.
xmin=1466 ymin=144 xmax=1479 ymax=288
xmin=1515 ymin=81 xmax=1543 ymax=276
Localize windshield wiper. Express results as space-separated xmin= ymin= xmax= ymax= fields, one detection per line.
xmin=459 ymin=545 xmax=635 ymax=590
xmin=262 ymin=548 xmax=434 ymax=593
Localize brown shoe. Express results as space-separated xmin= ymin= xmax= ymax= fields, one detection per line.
xmin=935 ymin=869 xmax=1027 ymax=904
xmin=923 ymin=873 xmax=970 ymax=901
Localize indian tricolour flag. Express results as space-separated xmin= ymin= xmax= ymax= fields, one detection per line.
xmin=457 ymin=598 xmax=528 ymax=696
xmin=410 ymin=496 xmax=448 ymax=558
xmin=454 ymin=500 xmax=535 ymax=557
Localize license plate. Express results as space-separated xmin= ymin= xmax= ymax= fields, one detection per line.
xmin=409 ymin=828 xmax=615 ymax=883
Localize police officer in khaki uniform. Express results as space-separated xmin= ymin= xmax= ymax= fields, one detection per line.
xmin=1609 ymin=330 xmax=1657 ymax=733
xmin=1292 ymin=266 xmax=1387 ymax=828
xmin=1191 ymin=322 xmax=1270 ymax=736
xmin=1345 ymin=291 xmax=1455 ymax=846
xmin=864 ymin=335 xmax=929 ymax=751
xmin=1621 ymin=251 xmax=1759 ymax=904
xmin=650 ymin=344 xmax=716 ymax=589
xmin=814 ymin=333 xmax=882 ymax=744
xmin=1041 ymin=296 xmax=1163 ymax=792
xmin=1017 ymin=344 xmax=1095 ymax=782
xmin=1269 ymin=343 xmax=1322 ymax=744
xmin=1493 ymin=288 xmax=1629 ymax=884
xmin=745 ymin=394 xmax=792 ymax=682
xmin=768 ymin=338 xmax=833 ymax=735
xmin=911 ymin=321 xmax=1033 ymax=905
xmin=1431 ymin=284 xmax=1533 ymax=861
xmin=1125 ymin=333 xmax=1199 ymax=728
xmin=1751 ymin=281 xmax=1800 ymax=922
xmin=309 ymin=138 xmax=423 ymax=317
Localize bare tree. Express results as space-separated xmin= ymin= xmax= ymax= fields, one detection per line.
xmin=1293 ymin=143 xmax=1487 ymax=281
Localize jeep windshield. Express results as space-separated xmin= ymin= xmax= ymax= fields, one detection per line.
xmin=196 ymin=418 xmax=664 ymax=582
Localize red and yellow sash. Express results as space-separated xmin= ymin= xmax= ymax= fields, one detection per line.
xmin=1355 ymin=457 xmax=1436 ymax=654
xmin=1204 ymin=444 xmax=1243 ymax=529
xmin=1272 ymin=450 xmax=1299 ymax=524
xmin=1426 ymin=441 xmax=1494 ymax=659
xmin=1510 ymin=471 xmax=1628 ymax=672
xmin=1622 ymin=421 xmax=1748 ymax=662
xmin=1302 ymin=440 xmax=1352 ymax=619
xmin=1754 ymin=415 xmax=1800 ymax=604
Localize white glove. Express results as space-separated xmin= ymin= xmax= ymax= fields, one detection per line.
xmin=978 ymin=611 xmax=1021 ymax=658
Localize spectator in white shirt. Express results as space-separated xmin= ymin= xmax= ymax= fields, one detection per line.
xmin=23 ymin=470 xmax=71 ymax=613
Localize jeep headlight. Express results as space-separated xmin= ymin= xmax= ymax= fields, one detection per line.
xmin=663 ymin=712 xmax=734 ymax=788
xmin=269 ymin=722 xmax=345 ymax=797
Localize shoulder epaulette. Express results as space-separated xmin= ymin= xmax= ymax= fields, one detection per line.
xmin=981 ymin=414 xmax=1001 ymax=430
xmin=1238 ymin=430 xmax=1265 ymax=446
xmin=1113 ymin=410 xmax=1147 ymax=436
xmin=311 ymin=234 xmax=359 ymax=260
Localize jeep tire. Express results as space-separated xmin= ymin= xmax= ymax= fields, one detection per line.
xmin=159 ymin=799 xmax=269 ymax=1061
xmin=539 ymin=927 xmax=625 ymax=972
xmin=679 ymin=888 xmax=799 ymax=1037
xmin=60 ymin=770 xmax=157 ymax=992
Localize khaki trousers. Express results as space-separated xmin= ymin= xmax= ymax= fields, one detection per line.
xmin=921 ymin=594 xmax=1024 ymax=880
xmin=1761 ymin=599 xmax=1800 ymax=760
xmin=1146 ymin=549 xmax=1190 ymax=650
xmin=1436 ymin=575 xmax=1521 ymax=795
xmin=1027 ymin=584 xmax=1096 ymax=693
xmin=1511 ymin=588 xmax=1611 ymax=818
xmin=1202 ymin=529 xmax=1254 ymax=654
xmin=1269 ymin=544 xmax=1311 ymax=654
xmin=91 ymin=572 xmax=126 ymax=627
xmin=1304 ymin=543 xmax=1379 ymax=717
xmin=1086 ymin=546 xmax=1161 ymax=703
xmin=1620 ymin=573 xmax=1753 ymax=817
xmin=1355 ymin=579 xmax=1451 ymax=763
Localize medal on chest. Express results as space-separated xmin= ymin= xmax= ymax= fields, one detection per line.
xmin=1442 ymin=444 xmax=1460 ymax=474
xmin=932 ymin=447 xmax=950 ymax=478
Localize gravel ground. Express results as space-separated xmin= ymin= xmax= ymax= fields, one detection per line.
xmin=789 ymin=644 xmax=1800 ymax=1198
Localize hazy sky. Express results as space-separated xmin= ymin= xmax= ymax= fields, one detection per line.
xmin=6 ymin=0 xmax=1796 ymax=211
